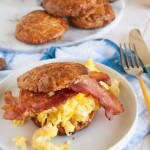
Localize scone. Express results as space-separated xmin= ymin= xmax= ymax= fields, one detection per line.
xmin=68 ymin=0 xmax=115 ymax=29
xmin=42 ymin=0 xmax=97 ymax=17
xmin=15 ymin=10 xmax=68 ymax=44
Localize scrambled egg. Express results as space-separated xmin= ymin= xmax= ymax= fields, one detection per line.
xmin=100 ymin=80 xmax=120 ymax=97
xmin=32 ymin=123 xmax=71 ymax=150
xmin=12 ymin=130 xmax=70 ymax=150
xmin=35 ymin=93 xmax=98 ymax=135
xmin=12 ymin=136 xmax=27 ymax=150
xmin=13 ymin=119 xmax=25 ymax=126
xmin=99 ymin=81 xmax=109 ymax=90
xmin=109 ymin=79 xmax=120 ymax=97
xmin=32 ymin=123 xmax=57 ymax=150
xmin=86 ymin=58 xmax=100 ymax=72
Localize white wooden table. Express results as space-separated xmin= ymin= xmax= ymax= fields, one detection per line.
xmin=104 ymin=0 xmax=150 ymax=149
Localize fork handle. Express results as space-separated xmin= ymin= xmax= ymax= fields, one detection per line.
xmin=138 ymin=76 xmax=150 ymax=118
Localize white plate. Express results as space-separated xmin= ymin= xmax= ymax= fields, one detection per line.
xmin=0 ymin=0 xmax=125 ymax=52
xmin=0 ymin=58 xmax=137 ymax=150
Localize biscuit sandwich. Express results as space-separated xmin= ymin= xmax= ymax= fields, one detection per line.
xmin=2 ymin=61 xmax=123 ymax=137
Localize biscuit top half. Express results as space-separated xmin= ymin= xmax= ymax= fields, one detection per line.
xmin=17 ymin=62 xmax=89 ymax=93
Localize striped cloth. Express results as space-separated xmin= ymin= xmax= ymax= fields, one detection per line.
xmin=0 ymin=39 xmax=150 ymax=149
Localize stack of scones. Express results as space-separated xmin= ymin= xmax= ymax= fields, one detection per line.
xmin=15 ymin=0 xmax=116 ymax=44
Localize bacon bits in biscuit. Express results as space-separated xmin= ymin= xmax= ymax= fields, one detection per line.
xmin=42 ymin=0 xmax=97 ymax=17
xmin=15 ymin=10 xmax=68 ymax=44
xmin=68 ymin=1 xmax=115 ymax=29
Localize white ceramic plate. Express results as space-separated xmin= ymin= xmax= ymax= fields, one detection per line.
xmin=0 ymin=58 xmax=137 ymax=150
xmin=0 ymin=0 xmax=125 ymax=52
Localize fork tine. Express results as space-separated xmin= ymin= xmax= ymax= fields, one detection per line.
xmin=129 ymin=43 xmax=136 ymax=67
xmin=132 ymin=43 xmax=141 ymax=67
xmin=124 ymin=43 xmax=132 ymax=68
xmin=119 ymin=44 xmax=127 ymax=68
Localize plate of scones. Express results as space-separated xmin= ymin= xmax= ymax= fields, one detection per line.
xmin=0 ymin=0 xmax=125 ymax=52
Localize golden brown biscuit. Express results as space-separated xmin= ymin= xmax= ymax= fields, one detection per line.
xmin=31 ymin=98 xmax=100 ymax=135
xmin=17 ymin=62 xmax=89 ymax=92
xmin=42 ymin=0 xmax=97 ymax=17
xmin=15 ymin=10 xmax=68 ymax=44
xmin=68 ymin=0 xmax=115 ymax=29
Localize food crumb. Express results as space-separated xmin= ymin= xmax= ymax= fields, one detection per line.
xmin=72 ymin=137 xmax=75 ymax=140
xmin=12 ymin=136 xmax=27 ymax=150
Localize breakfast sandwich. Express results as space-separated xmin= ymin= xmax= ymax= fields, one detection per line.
xmin=2 ymin=60 xmax=124 ymax=149
xmin=15 ymin=10 xmax=68 ymax=44
xmin=42 ymin=0 xmax=97 ymax=17
xmin=2 ymin=61 xmax=123 ymax=130
xmin=68 ymin=0 xmax=115 ymax=29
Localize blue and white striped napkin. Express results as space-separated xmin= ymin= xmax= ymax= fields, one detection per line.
xmin=0 ymin=39 xmax=150 ymax=149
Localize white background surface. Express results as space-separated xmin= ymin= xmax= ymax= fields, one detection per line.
xmin=104 ymin=0 xmax=150 ymax=149
xmin=0 ymin=0 xmax=150 ymax=149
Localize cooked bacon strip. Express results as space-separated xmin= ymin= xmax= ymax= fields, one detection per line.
xmin=4 ymin=91 xmax=18 ymax=105
xmin=2 ymin=89 xmax=77 ymax=120
xmin=89 ymin=71 xmax=111 ymax=85
xmin=71 ymin=75 xmax=123 ymax=120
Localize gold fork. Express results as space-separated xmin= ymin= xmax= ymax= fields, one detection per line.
xmin=120 ymin=43 xmax=150 ymax=117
